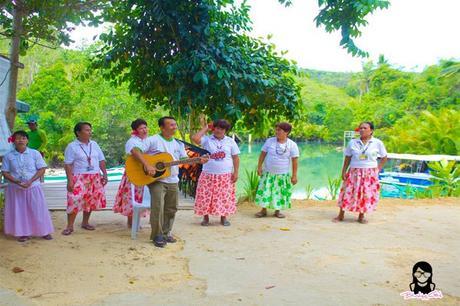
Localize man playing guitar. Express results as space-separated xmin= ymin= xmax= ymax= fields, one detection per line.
xmin=140 ymin=116 xmax=208 ymax=247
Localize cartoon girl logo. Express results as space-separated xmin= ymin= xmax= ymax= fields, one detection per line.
xmin=410 ymin=261 xmax=435 ymax=294
xmin=400 ymin=261 xmax=443 ymax=300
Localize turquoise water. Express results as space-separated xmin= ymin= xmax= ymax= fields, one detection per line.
xmin=236 ymin=142 xmax=343 ymax=198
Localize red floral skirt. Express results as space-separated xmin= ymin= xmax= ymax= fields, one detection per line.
xmin=194 ymin=172 xmax=236 ymax=217
xmin=67 ymin=173 xmax=106 ymax=214
xmin=337 ymin=168 xmax=380 ymax=213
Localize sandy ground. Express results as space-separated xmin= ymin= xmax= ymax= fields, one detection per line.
xmin=0 ymin=198 xmax=459 ymax=306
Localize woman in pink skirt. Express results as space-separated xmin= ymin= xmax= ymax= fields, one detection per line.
xmin=192 ymin=118 xmax=240 ymax=226
xmin=113 ymin=118 xmax=151 ymax=227
xmin=1 ymin=131 xmax=54 ymax=242
xmin=334 ymin=122 xmax=388 ymax=224
xmin=61 ymin=122 xmax=108 ymax=235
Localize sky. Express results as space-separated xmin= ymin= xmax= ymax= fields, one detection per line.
xmin=69 ymin=0 xmax=460 ymax=72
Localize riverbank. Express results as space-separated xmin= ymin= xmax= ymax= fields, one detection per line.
xmin=1 ymin=198 xmax=459 ymax=305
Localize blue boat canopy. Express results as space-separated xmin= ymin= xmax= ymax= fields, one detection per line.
xmin=386 ymin=153 xmax=460 ymax=162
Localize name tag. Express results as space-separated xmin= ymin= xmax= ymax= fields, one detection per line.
xmin=359 ymin=154 xmax=367 ymax=161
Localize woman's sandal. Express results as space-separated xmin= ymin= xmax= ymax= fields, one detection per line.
xmin=274 ymin=212 xmax=285 ymax=218
xmin=61 ymin=228 xmax=74 ymax=236
xmin=42 ymin=234 xmax=53 ymax=240
xmin=221 ymin=220 xmax=231 ymax=226
xmin=200 ymin=220 xmax=210 ymax=226
xmin=357 ymin=218 xmax=368 ymax=224
xmin=81 ymin=224 xmax=95 ymax=231
xmin=17 ymin=236 xmax=30 ymax=242
xmin=255 ymin=211 xmax=267 ymax=218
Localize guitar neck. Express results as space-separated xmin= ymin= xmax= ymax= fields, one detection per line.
xmin=165 ymin=157 xmax=202 ymax=167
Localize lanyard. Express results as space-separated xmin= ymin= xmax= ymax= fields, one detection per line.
xmin=79 ymin=143 xmax=92 ymax=166
xmin=359 ymin=140 xmax=372 ymax=154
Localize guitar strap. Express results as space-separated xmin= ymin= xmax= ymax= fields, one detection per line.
xmin=175 ymin=138 xmax=210 ymax=155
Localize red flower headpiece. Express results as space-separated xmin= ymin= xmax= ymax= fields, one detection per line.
xmin=7 ymin=135 xmax=15 ymax=143
xmin=354 ymin=127 xmax=360 ymax=132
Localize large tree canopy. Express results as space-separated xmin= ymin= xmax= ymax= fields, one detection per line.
xmin=93 ymin=0 xmax=300 ymax=135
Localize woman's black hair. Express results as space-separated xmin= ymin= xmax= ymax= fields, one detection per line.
xmin=410 ymin=261 xmax=435 ymax=294
xmin=158 ymin=116 xmax=176 ymax=127
xmin=74 ymin=122 xmax=92 ymax=137
xmin=360 ymin=121 xmax=375 ymax=130
xmin=13 ymin=130 xmax=29 ymax=139
xmin=213 ymin=119 xmax=231 ymax=132
xmin=131 ymin=118 xmax=148 ymax=131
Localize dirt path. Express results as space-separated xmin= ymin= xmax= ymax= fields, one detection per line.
xmin=1 ymin=198 xmax=459 ymax=305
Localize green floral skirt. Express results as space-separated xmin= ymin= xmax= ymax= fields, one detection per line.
xmin=255 ymin=172 xmax=293 ymax=210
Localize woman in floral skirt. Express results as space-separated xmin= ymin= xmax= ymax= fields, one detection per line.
xmin=255 ymin=122 xmax=299 ymax=218
xmin=192 ymin=118 xmax=240 ymax=226
xmin=113 ymin=118 xmax=153 ymax=227
xmin=334 ymin=121 xmax=388 ymax=224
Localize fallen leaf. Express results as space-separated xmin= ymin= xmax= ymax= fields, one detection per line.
xmin=265 ymin=285 xmax=276 ymax=289
xmin=12 ymin=267 xmax=24 ymax=273
xmin=279 ymin=228 xmax=290 ymax=231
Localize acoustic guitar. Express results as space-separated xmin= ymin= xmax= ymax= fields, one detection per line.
xmin=125 ymin=151 xmax=225 ymax=186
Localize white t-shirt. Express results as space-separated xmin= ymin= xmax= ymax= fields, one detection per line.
xmin=1 ymin=148 xmax=47 ymax=187
xmin=345 ymin=137 xmax=387 ymax=168
xmin=64 ymin=139 xmax=105 ymax=175
xmin=262 ymin=137 xmax=299 ymax=174
xmin=201 ymin=135 xmax=240 ymax=174
xmin=145 ymin=135 xmax=187 ymax=183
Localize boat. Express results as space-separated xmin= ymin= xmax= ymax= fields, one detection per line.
xmin=43 ymin=166 xmax=125 ymax=183
xmin=379 ymin=153 xmax=460 ymax=198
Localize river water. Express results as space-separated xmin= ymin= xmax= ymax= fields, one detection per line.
xmin=236 ymin=142 xmax=344 ymax=199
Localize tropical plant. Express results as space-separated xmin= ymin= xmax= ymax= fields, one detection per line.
xmin=239 ymin=169 xmax=260 ymax=203
xmin=305 ymin=184 xmax=314 ymax=200
xmin=386 ymin=110 xmax=460 ymax=155
xmin=427 ymin=160 xmax=460 ymax=197
xmin=327 ymin=176 xmax=342 ymax=200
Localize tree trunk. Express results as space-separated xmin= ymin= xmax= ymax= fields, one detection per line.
xmin=6 ymin=3 xmax=24 ymax=130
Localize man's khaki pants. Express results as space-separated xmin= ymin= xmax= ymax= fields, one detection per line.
xmin=148 ymin=181 xmax=178 ymax=240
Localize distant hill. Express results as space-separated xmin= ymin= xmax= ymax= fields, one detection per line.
xmin=300 ymin=68 xmax=357 ymax=89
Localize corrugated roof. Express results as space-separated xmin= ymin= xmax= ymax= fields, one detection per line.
xmin=16 ymin=99 xmax=29 ymax=113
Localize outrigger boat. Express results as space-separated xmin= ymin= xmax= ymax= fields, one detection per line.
xmin=379 ymin=153 xmax=460 ymax=198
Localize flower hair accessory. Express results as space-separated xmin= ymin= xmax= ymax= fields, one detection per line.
xmin=7 ymin=135 xmax=15 ymax=143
